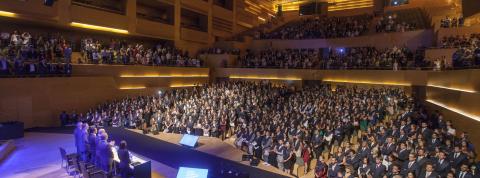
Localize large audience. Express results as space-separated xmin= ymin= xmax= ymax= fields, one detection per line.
xmin=440 ymin=34 xmax=480 ymax=68
xmin=65 ymin=81 xmax=479 ymax=177
xmin=255 ymin=15 xmax=372 ymax=40
xmin=239 ymin=46 xmax=425 ymax=70
xmin=376 ymin=14 xmax=418 ymax=33
xmin=0 ymin=30 xmax=73 ymax=76
xmin=80 ymin=38 xmax=203 ymax=67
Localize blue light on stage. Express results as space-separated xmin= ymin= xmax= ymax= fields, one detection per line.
xmin=179 ymin=134 xmax=199 ymax=147
xmin=177 ymin=167 xmax=208 ymax=178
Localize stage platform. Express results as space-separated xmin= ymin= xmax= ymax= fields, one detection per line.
xmin=105 ymin=128 xmax=293 ymax=178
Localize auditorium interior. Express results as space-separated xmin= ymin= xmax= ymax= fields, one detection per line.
xmin=0 ymin=0 xmax=480 ymax=178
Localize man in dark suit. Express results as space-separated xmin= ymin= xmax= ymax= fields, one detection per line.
xmin=118 ymin=140 xmax=132 ymax=178
xmin=372 ymin=157 xmax=387 ymax=178
xmin=381 ymin=137 xmax=396 ymax=157
xmin=420 ymin=122 xmax=432 ymax=141
xmin=419 ymin=163 xmax=439 ymax=178
xmin=98 ymin=133 xmax=114 ymax=172
xmin=450 ymin=145 xmax=468 ymax=170
xmin=456 ymin=164 xmax=473 ymax=178
xmin=73 ymin=122 xmax=83 ymax=155
xmin=428 ymin=133 xmax=441 ymax=152
xmin=416 ymin=149 xmax=430 ymax=172
xmin=87 ymin=126 xmax=97 ymax=164
xmin=402 ymin=153 xmax=420 ymax=177
xmin=358 ymin=141 xmax=371 ymax=159
xmin=434 ymin=151 xmax=451 ymax=177
xmin=396 ymin=142 xmax=410 ymax=162
xmin=327 ymin=157 xmax=340 ymax=178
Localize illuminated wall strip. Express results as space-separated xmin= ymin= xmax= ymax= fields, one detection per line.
xmin=426 ymin=99 xmax=480 ymax=122
xmin=71 ymin=22 xmax=128 ymax=34
xmin=119 ymin=86 xmax=146 ymax=90
xmin=0 ymin=10 xmax=16 ymax=18
xmin=427 ymin=84 xmax=476 ymax=93
xmin=229 ymin=76 xmax=302 ymax=81
xmin=170 ymin=84 xmax=201 ymax=88
xmin=120 ymin=74 xmax=209 ymax=78
xmin=322 ymin=79 xmax=410 ymax=86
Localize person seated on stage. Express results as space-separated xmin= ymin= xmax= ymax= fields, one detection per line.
xmin=118 ymin=140 xmax=133 ymax=178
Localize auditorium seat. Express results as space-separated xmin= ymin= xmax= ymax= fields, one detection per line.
xmin=309 ymin=158 xmax=317 ymax=172
xmin=59 ymin=147 xmax=78 ymax=175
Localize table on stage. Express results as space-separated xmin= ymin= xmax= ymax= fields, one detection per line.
xmin=112 ymin=146 xmax=151 ymax=178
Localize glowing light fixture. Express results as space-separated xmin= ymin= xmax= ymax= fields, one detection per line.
xmin=426 ymin=99 xmax=480 ymax=122
xmin=0 ymin=10 xmax=16 ymax=18
xmin=71 ymin=22 xmax=128 ymax=34
xmin=170 ymin=84 xmax=201 ymax=88
xmin=229 ymin=75 xmax=302 ymax=81
xmin=427 ymin=84 xmax=476 ymax=93
xmin=119 ymin=86 xmax=146 ymax=90
xmin=258 ymin=17 xmax=266 ymax=22
xmin=322 ymin=79 xmax=410 ymax=86
xmin=120 ymin=74 xmax=209 ymax=78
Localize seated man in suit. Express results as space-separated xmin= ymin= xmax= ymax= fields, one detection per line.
xmin=372 ymin=156 xmax=387 ymax=178
xmin=118 ymin=140 xmax=133 ymax=178
xmin=456 ymin=164 xmax=473 ymax=178
xmin=402 ymin=153 xmax=420 ymax=177
xmin=434 ymin=151 xmax=451 ymax=177
xmin=419 ymin=163 xmax=439 ymax=178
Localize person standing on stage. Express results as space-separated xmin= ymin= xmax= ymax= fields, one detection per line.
xmin=118 ymin=140 xmax=133 ymax=178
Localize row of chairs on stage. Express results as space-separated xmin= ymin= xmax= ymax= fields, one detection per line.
xmin=59 ymin=147 xmax=114 ymax=178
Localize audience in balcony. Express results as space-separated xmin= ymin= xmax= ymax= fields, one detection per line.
xmin=0 ymin=30 xmax=72 ymax=76
xmin=255 ymin=15 xmax=372 ymax=40
xmin=240 ymin=48 xmax=321 ymax=69
xmin=239 ymin=46 xmax=421 ymax=70
xmin=440 ymin=15 xmax=464 ymax=28
xmin=198 ymin=47 xmax=240 ymax=55
xmin=73 ymin=81 xmax=479 ymax=177
xmin=80 ymin=37 xmax=203 ymax=67
xmin=440 ymin=34 xmax=480 ymax=68
xmin=375 ymin=14 xmax=418 ymax=33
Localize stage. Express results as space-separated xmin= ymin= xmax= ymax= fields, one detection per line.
xmin=105 ymin=128 xmax=293 ymax=178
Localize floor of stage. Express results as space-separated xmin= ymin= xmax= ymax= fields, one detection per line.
xmin=0 ymin=132 xmax=176 ymax=178
xmin=127 ymin=129 xmax=293 ymax=178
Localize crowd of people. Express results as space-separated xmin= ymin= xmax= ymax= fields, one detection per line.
xmin=198 ymin=47 xmax=241 ymax=55
xmin=255 ymin=15 xmax=372 ymax=40
xmin=440 ymin=34 xmax=480 ymax=68
xmin=73 ymin=122 xmax=134 ymax=178
xmin=80 ymin=38 xmax=203 ymax=67
xmin=376 ymin=14 xmax=418 ymax=33
xmin=0 ymin=30 xmax=73 ymax=76
xmin=67 ymin=81 xmax=479 ymax=177
xmin=239 ymin=48 xmax=321 ymax=69
xmin=440 ymin=16 xmax=464 ymax=28
xmin=239 ymin=46 xmax=425 ymax=70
